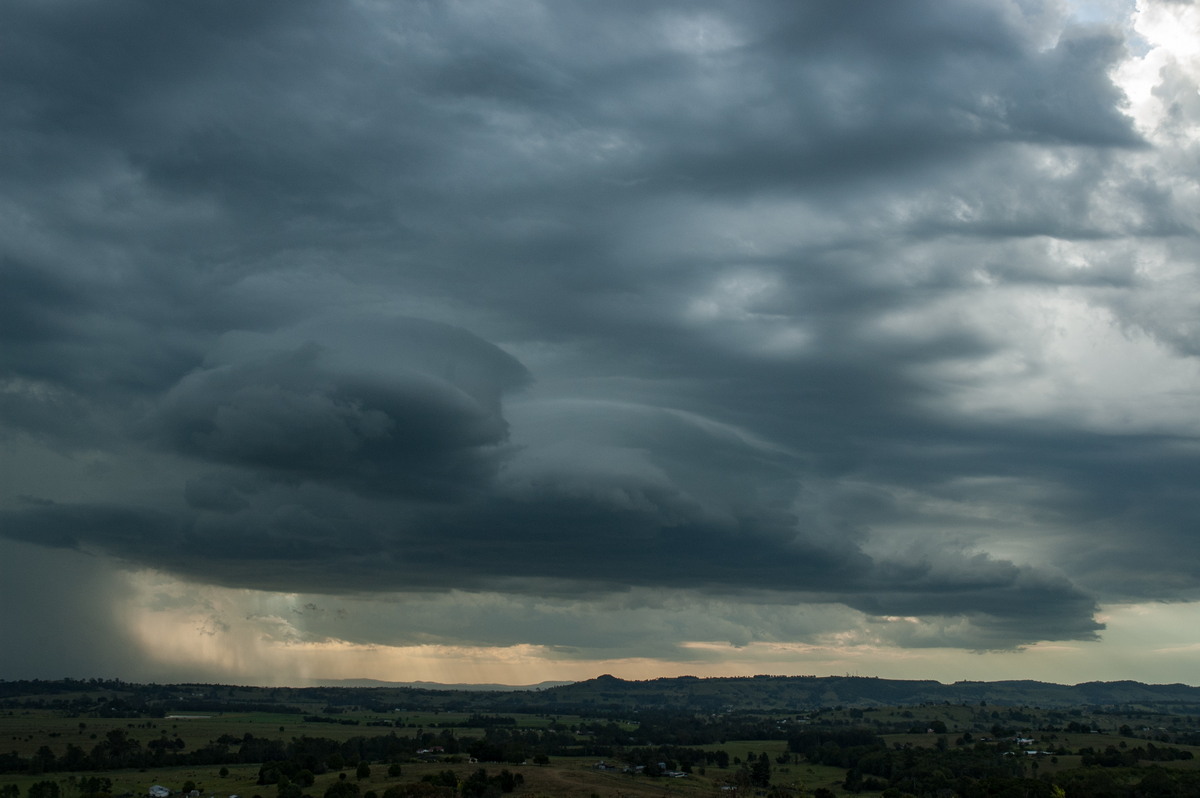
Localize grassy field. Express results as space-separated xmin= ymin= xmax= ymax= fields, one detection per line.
xmin=0 ymin=710 xmax=641 ymax=764
xmin=5 ymin=702 xmax=1200 ymax=798
xmin=0 ymin=712 xmax=403 ymax=759
xmin=0 ymin=755 xmax=850 ymax=798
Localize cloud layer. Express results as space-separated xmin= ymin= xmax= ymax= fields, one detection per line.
xmin=3 ymin=0 xmax=1199 ymax=674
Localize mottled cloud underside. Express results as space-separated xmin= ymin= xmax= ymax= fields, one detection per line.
xmin=2 ymin=0 xmax=1199 ymax=672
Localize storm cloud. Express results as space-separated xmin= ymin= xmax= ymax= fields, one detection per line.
xmin=2 ymin=0 xmax=1199 ymax=678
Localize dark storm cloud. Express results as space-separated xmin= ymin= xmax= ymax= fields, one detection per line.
xmin=1 ymin=0 xmax=1193 ymax=655
xmin=621 ymin=9 xmax=1139 ymax=196
xmin=150 ymin=316 xmax=528 ymax=498
xmin=0 ymin=394 xmax=1105 ymax=646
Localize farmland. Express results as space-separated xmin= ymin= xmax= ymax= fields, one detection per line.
xmin=2 ymin=677 xmax=1200 ymax=797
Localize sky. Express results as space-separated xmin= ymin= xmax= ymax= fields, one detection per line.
xmin=2 ymin=0 xmax=1200 ymax=688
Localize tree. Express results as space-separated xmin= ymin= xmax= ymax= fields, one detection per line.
xmin=61 ymin=743 xmax=88 ymax=771
xmin=276 ymin=775 xmax=301 ymax=798
xmin=78 ymin=777 xmax=113 ymax=798
xmin=324 ymin=782 xmax=359 ymax=798
xmin=383 ymin=785 xmax=448 ymax=798
xmin=420 ymin=770 xmax=457 ymax=790
xmin=460 ymin=768 xmax=522 ymax=798
xmin=356 ymin=761 xmax=371 ymax=780
xmin=31 ymin=746 xmax=56 ymax=775
xmin=750 ymin=751 xmax=771 ymax=787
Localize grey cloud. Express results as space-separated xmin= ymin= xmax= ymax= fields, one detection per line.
xmin=615 ymin=7 xmax=1140 ymax=197
xmin=1002 ymin=27 xmax=1141 ymax=146
xmin=150 ymin=315 xmax=528 ymax=498
xmin=1 ymin=0 xmax=1193 ymax=667
xmin=0 ymin=397 xmax=1104 ymax=646
xmin=3 ymin=499 xmax=179 ymax=556
xmin=233 ymin=591 xmax=863 ymax=661
xmin=184 ymin=472 xmax=251 ymax=513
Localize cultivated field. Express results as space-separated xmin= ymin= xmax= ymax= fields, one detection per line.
xmin=5 ymin=681 xmax=1200 ymax=797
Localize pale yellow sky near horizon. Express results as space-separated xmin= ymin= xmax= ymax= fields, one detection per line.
xmin=114 ymin=566 xmax=1200 ymax=687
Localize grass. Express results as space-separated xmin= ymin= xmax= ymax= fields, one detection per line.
xmin=0 ymin=711 xmax=409 ymax=759
xmin=4 ymin=704 xmax=1200 ymax=797
xmin=0 ymin=758 xmax=764 ymax=798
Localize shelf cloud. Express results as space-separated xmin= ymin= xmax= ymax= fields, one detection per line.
xmin=2 ymin=0 xmax=1198 ymax=682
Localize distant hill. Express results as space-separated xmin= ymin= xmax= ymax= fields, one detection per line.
xmin=3 ymin=674 xmax=1199 ymax=714
xmin=529 ymin=674 xmax=1200 ymax=712
xmin=315 ymin=678 xmax=573 ymax=691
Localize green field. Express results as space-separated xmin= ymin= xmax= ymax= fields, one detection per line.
xmin=0 ymin=710 xmax=626 ymax=760
xmin=4 ymin=697 xmax=1200 ymax=798
xmin=0 ymin=752 xmax=829 ymax=798
xmin=0 ymin=705 xmax=861 ymax=797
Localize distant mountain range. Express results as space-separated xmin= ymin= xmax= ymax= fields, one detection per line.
xmin=528 ymin=674 xmax=1200 ymax=711
xmin=315 ymin=678 xmax=573 ymax=692
xmin=5 ymin=674 xmax=1200 ymax=712
xmin=309 ymin=674 xmax=1200 ymax=711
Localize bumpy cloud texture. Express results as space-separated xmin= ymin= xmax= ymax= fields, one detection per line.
xmin=2 ymin=0 xmax=1199 ymax=674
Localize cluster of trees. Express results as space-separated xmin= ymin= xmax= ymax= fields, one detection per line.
xmin=620 ymin=743 xmax=732 ymax=772
xmin=1079 ymin=743 xmax=1194 ymax=767
xmin=0 ymin=729 xmax=307 ymax=775
xmin=0 ymin=680 xmax=304 ymax=716
xmin=1052 ymin=767 xmax=1200 ymax=798
xmin=256 ymin=736 xmax=421 ymax=786
xmin=1 ymin=722 xmax=640 ymax=778
xmin=305 ymin=716 xmax=362 ymax=726
xmin=0 ymin=782 xmax=93 ymax=798
xmin=0 ymin=679 xmax=130 ymax=700
xmin=265 ymin=767 xmax=525 ymax=798
xmin=458 ymin=768 xmax=523 ymax=797
xmin=789 ymin=726 xmax=1200 ymax=797
xmin=0 ymin=731 xmax=425 ymax=776
xmin=629 ymin=710 xmax=789 ymax=745
xmin=364 ymin=768 xmax=522 ymax=798
xmin=461 ymin=715 xmax=516 ymax=728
